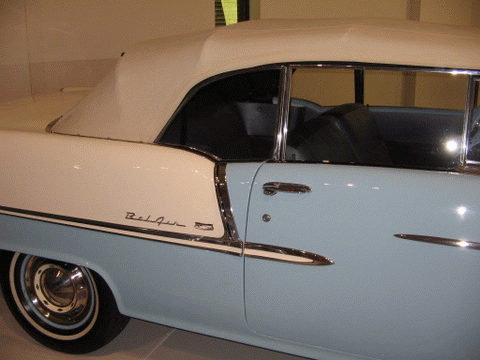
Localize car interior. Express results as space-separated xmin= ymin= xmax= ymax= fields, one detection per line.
xmin=159 ymin=67 xmax=476 ymax=171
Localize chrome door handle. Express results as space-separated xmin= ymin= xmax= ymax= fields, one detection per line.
xmin=263 ymin=182 xmax=312 ymax=195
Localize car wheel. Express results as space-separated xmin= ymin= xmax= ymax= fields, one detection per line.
xmin=0 ymin=252 xmax=129 ymax=354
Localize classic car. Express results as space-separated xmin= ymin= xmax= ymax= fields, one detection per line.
xmin=1 ymin=18 xmax=480 ymax=360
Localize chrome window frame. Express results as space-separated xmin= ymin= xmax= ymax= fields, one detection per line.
xmin=272 ymin=65 xmax=291 ymax=161
xmin=156 ymin=61 xmax=480 ymax=168
xmin=465 ymin=76 xmax=480 ymax=166
xmin=273 ymin=62 xmax=480 ymax=168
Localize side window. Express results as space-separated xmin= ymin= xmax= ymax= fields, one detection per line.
xmin=286 ymin=67 xmax=468 ymax=170
xmin=158 ymin=69 xmax=280 ymax=160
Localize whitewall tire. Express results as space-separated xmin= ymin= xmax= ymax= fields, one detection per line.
xmin=1 ymin=252 xmax=129 ymax=353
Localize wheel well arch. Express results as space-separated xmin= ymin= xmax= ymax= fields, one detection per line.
xmin=0 ymin=247 xmax=127 ymax=317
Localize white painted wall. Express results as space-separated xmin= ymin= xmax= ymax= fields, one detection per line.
xmin=259 ymin=0 xmax=408 ymax=19
xmin=1 ymin=0 xmax=213 ymax=102
xmin=258 ymin=0 xmax=480 ymax=26
xmin=2 ymin=0 xmax=480 ymax=102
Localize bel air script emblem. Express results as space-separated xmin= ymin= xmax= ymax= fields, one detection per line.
xmin=125 ymin=212 xmax=186 ymax=227
xmin=125 ymin=212 xmax=214 ymax=231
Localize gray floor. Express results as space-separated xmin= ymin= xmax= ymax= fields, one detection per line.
xmin=0 ymin=289 xmax=308 ymax=360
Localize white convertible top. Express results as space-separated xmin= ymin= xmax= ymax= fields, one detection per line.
xmin=52 ymin=18 xmax=480 ymax=143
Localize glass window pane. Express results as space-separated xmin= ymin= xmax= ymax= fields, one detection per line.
xmin=286 ymin=66 xmax=467 ymax=171
xmin=414 ymin=72 xmax=467 ymax=110
xmin=290 ymin=68 xmax=354 ymax=106
xmin=159 ymin=69 xmax=280 ymax=160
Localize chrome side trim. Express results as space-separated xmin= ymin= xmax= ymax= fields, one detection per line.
xmin=0 ymin=205 xmax=243 ymax=256
xmin=245 ymin=242 xmax=334 ymax=265
xmin=0 ymin=164 xmax=331 ymax=265
xmin=395 ymin=233 xmax=480 ymax=250
xmin=214 ymin=163 xmax=244 ymax=249
xmin=216 ymin=164 xmax=331 ymax=265
xmin=0 ymin=164 xmax=244 ymax=256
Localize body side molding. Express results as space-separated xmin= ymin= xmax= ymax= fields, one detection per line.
xmin=245 ymin=242 xmax=334 ymax=265
xmin=0 ymin=163 xmax=331 ymax=265
xmin=395 ymin=233 xmax=480 ymax=250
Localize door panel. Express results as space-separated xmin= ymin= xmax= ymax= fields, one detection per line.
xmin=245 ymin=163 xmax=480 ymax=360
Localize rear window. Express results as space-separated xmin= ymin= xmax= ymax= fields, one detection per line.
xmin=158 ymin=69 xmax=280 ymax=160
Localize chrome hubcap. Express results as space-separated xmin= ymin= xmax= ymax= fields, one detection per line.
xmin=10 ymin=254 xmax=99 ymax=338
xmin=33 ymin=263 xmax=81 ymax=314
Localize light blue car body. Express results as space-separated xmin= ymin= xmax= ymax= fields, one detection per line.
xmin=1 ymin=161 xmax=480 ymax=359
xmin=3 ymin=17 xmax=480 ymax=360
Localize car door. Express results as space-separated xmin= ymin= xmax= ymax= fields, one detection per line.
xmin=245 ymin=163 xmax=480 ymax=360
xmin=243 ymin=66 xmax=480 ymax=360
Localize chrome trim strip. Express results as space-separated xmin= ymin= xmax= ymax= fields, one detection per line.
xmin=395 ymin=233 xmax=480 ymax=250
xmin=286 ymin=62 xmax=480 ymax=75
xmin=245 ymin=242 xmax=334 ymax=265
xmin=465 ymin=160 xmax=480 ymax=165
xmin=159 ymin=142 xmax=221 ymax=162
xmin=0 ymin=205 xmax=243 ymax=256
xmin=272 ymin=65 xmax=292 ymax=161
xmin=462 ymin=76 xmax=476 ymax=165
xmin=214 ymin=163 xmax=244 ymax=250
